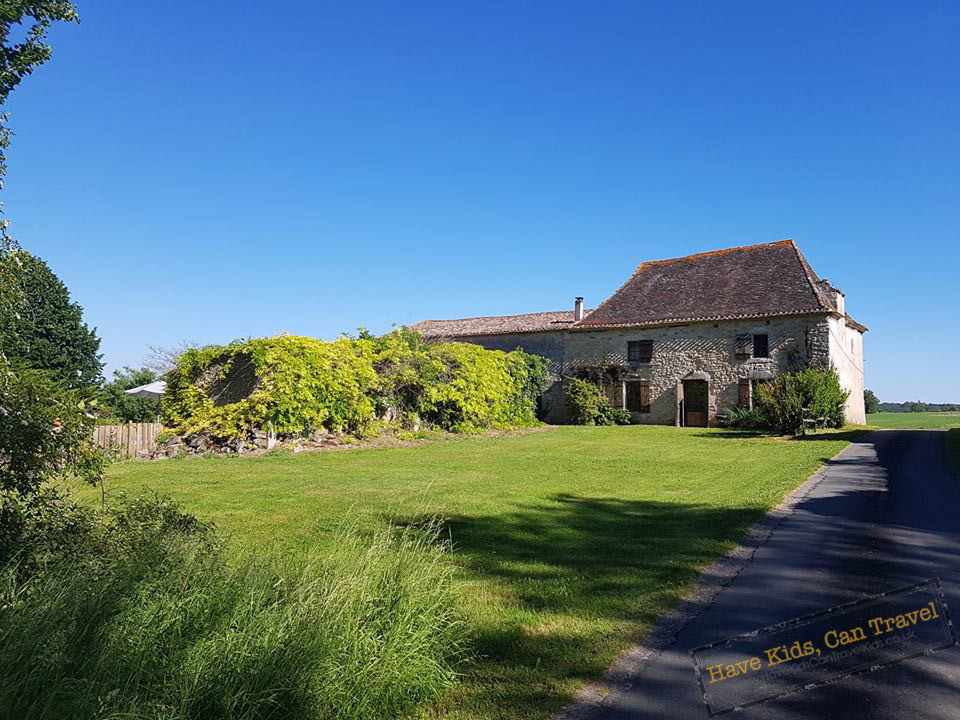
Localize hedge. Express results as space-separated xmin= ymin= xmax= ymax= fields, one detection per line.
xmin=161 ymin=331 xmax=547 ymax=442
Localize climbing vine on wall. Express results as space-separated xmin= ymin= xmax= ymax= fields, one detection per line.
xmin=161 ymin=330 xmax=548 ymax=442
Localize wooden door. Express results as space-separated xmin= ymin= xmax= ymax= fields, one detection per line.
xmin=683 ymin=379 xmax=708 ymax=427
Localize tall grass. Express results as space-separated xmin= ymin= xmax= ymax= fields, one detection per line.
xmin=0 ymin=495 xmax=467 ymax=720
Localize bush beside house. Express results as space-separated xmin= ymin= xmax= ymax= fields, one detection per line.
xmin=752 ymin=367 xmax=849 ymax=435
xmin=565 ymin=377 xmax=631 ymax=426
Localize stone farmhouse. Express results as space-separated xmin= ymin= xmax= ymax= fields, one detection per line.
xmin=412 ymin=240 xmax=867 ymax=427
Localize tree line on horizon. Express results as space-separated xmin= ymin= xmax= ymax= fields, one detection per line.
xmin=864 ymin=390 xmax=959 ymax=414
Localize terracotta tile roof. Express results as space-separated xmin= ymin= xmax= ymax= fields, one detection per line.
xmin=412 ymin=309 xmax=588 ymax=339
xmin=411 ymin=240 xmax=867 ymax=338
xmin=576 ymin=239 xmax=865 ymax=329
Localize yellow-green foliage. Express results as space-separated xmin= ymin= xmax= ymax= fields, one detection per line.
xmin=423 ymin=342 xmax=537 ymax=432
xmin=163 ymin=336 xmax=378 ymax=441
xmin=163 ymin=330 xmax=546 ymax=441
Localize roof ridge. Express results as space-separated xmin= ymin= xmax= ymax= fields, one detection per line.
xmin=419 ymin=309 xmax=572 ymax=324
xmin=635 ymin=239 xmax=794 ymax=272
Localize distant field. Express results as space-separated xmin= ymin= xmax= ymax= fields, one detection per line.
xmin=866 ymin=412 xmax=960 ymax=429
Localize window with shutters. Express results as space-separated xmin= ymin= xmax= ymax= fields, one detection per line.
xmin=738 ymin=379 xmax=751 ymax=409
xmin=735 ymin=334 xmax=752 ymax=359
xmin=752 ymin=334 xmax=769 ymax=358
xmin=626 ymin=380 xmax=651 ymax=413
xmin=627 ymin=339 xmax=653 ymax=363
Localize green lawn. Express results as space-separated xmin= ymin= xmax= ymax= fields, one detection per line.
xmin=85 ymin=426 xmax=853 ymax=720
xmin=867 ymin=412 xmax=960 ymax=429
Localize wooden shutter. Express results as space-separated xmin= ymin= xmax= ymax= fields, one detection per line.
xmin=637 ymin=340 xmax=653 ymax=363
xmin=735 ymin=335 xmax=752 ymax=358
xmin=625 ymin=381 xmax=651 ymax=413
xmin=628 ymin=340 xmax=653 ymax=363
xmin=639 ymin=380 xmax=651 ymax=413
xmin=738 ymin=378 xmax=751 ymax=409
xmin=608 ymin=382 xmax=623 ymax=408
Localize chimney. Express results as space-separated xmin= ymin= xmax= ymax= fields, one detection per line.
xmin=821 ymin=280 xmax=845 ymax=316
xmin=574 ymin=296 xmax=584 ymax=321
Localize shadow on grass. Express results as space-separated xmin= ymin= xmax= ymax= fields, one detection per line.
xmin=691 ymin=429 xmax=869 ymax=443
xmin=394 ymin=495 xmax=763 ymax=717
xmin=790 ymin=429 xmax=871 ymax=443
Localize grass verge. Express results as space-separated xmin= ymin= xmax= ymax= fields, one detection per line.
xmin=78 ymin=425 xmax=853 ymax=720
xmin=0 ymin=495 xmax=465 ymax=720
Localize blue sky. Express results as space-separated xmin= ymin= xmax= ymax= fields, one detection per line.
xmin=3 ymin=1 xmax=958 ymax=402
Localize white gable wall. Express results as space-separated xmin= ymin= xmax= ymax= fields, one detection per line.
xmin=827 ymin=316 xmax=866 ymax=424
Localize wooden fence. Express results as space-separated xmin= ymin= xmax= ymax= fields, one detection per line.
xmin=93 ymin=422 xmax=163 ymax=459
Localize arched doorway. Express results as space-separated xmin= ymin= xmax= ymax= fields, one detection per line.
xmin=678 ymin=370 xmax=711 ymax=427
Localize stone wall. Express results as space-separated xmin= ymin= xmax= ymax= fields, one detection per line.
xmin=562 ymin=314 xmax=831 ymax=425
xmin=827 ymin=316 xmax=867 ymax=424
xmin=436 ymin=315 xmax=866 ymax=425
xmin=440 ymin=314 xmax=844 ymax=426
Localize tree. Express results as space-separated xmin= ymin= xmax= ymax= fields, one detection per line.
xmin=0 ymin=250 xmax=102 ymax=386
xmin=1 ymin=235 xmax=103 ymax=554
xmin=101 ymin=366 xmax=160 ymax=423
xmin=0 ymin=3 xmax=97 ymax=559
xmin=863 ymin=389 xmax=879 ymax=415
xmin=0 ymin=1 xmax=78 ymax=184
xmin=143 ymin=340 xmax=199 ymax=375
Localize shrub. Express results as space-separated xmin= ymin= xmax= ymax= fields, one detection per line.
xmin=418 ymin=342 xmax=544 ymax=432
xmin=0 ymin=494 xmax=467 ymax=720
xmin=565 ymin=378 xmax=602 ymax=425
xmin=597 ymin=403 xmax=632 ymax=426
xmin=364 ymin=327 xmax=437 ymax=423
xmin=504 ymin=346 xmax=549 ymax=419
xmin=162 ymin=331 xmax=547 ymax=442
xmin=367 ymin=329 xmax=547 ymax=431
xmin=0 ymin=364 xmax=104 ymax=500
xmin=565 ymin=377 xmax=631 ymax=426
xmin=754 ymin=367 xmax=849 ymax=435
xmin=795 ymin=367 xmax=848 ymax=429
xmin=718 ymin=406 xmax=766 ymax=430
xmin=163 ymin=335 xmax=379 ymax=441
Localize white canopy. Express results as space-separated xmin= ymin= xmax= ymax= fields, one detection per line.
xmin=124 ymin=380 xmax=167 ymax=399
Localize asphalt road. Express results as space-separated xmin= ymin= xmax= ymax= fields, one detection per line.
xmin=597 ymin=430 xmax=960 ymax=720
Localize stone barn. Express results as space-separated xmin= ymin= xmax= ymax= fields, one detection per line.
xmin=412 ymin=240 xmax=867 ymax=426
